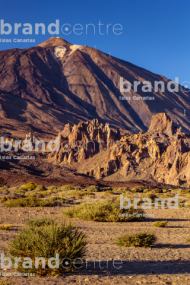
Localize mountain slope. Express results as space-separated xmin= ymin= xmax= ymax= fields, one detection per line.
xmin=0 ymin=37 xmax=190 ymax=139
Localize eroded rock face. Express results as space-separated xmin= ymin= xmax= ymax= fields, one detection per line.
xmin=53 ymin=113 xmax=190 ymax=186
xmin=148 ymin=113 xmax=176 ymax=136
xmin=51 ymin=119 xmax=121 ymax=164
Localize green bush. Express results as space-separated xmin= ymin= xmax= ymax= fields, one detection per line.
xmin=143 ymin=189 xmax=149 ymax=193
xmin=26 ymin=217 xmax=55 ymax=227
xmin=0 ymin=224 xmax=13 ymax=230
xmin=35 ymin=185 xmax=46 ymax=191
xmin=63 ymin=199 xmax=145 ymax=222
xmin=14 ymin=189 xmax=26 ymax=195
xmin=22 ymin=182 xmax=38 ymax=191
xmin=103 ymin=190 xmax=114 ymax=196
xmin=87 ymin=185 xmax=100 ymax=192
xmin=7 ymin=220 xmax=87 ymax=276
xmin=115 ymin=232 xmax=156 ymax=248
xmin=39 ymin=190 xmax=52 ymax=197
xmin=186 ymin=238 xmax=190 ymax=243
xmin=153 ymin=221 xmax=167 ymax=227
xmin=112 ymin=187 xmax=130 ymax=194
xmin=74 ymin=186 xmax=81 ymax=191
xmin=25 ymin=192 xmax=44 ymax=198
xmin=3 ymin=197 xmax=55 ymax=207
xmin=47 ymin=186 xmax=57 ymax=191
xmin=152 ymin=188 xmax=163 ymax=193
xmin=131 ymin=186 xmax=144 ymax=193
xmin=61 ymin=185 xmax=74 ymax=191
xmin=64 ymin=190 xmax=87 ymax=197
xmin=0 ymin=185 xmax=9 ymax=191
xmin=142 ymin=192 xmax=157 ymax=201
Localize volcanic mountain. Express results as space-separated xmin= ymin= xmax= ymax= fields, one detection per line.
xmin=0 ymin=36 xmax=190 ymax=140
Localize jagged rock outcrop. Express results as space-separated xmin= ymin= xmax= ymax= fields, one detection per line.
xmin=51 ymin=119 xmax=121 ymax=164
xmin=148 ymin=113 xmax=176 ymax=136
xmin=52 ymin=113 xmax=190 ymax=186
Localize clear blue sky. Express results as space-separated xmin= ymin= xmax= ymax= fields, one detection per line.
xmin=0 ymin=0 xmax=189 ymax=84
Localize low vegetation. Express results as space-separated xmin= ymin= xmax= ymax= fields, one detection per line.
xmin=7 ymin=218 xmax=87 ymax=276
xmin=115 ymin=232 xmax=156 ymax=248
xmin=86 ymin=185 xmax=100 ymax=192
xmin=0 ymin=224 xmax=13 ymax=230
xmin=63 ymin=199 xmax=145 ymax=222
xmin=153 ymin=221 xmax=168 ymax=227
xmin=61 ymin=185 xmax=75 ymax=191
xmin=26 ymin=217 xmax=55 ymax=227
xmin=131 ymin=186 xmax=145 ymax=193
xmin=21 ymin=182 xmax=38 ymax=191
xmin=2 ymin=197 xmax=55 ymax=207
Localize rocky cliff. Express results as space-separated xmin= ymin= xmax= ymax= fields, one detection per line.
xmin=52 ymin=113 xmax=190 ymax=186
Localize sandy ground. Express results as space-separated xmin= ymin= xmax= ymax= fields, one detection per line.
xmin=0 ymin=205 xmax=190 ymax=284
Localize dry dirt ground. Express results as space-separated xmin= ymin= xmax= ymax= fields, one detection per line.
xmin=1 ymin=203 xmax=190 ymax=284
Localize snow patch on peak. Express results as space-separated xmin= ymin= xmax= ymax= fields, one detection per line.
xmin=54 ymin=46 xmax=67 ymax=59
xmin=69 ymin=45 xmax=82 ymax=54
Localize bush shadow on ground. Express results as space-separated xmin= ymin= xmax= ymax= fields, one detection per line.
xmin=67 ymin=259 xmax=190 ymax=276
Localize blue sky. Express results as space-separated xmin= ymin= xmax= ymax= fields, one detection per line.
xmin=0 ymin=0 xmax=189 ymax=84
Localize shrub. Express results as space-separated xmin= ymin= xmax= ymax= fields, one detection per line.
xmin=87 ymin=185 xmax=100 ymax=192
xmin=1 ymin=193 xmax=24 ymax=201
xmin=61 ymin=185 xmax=74 ymax=191
xmin=64 ymin=190 xmax=87 ymax=197
xmin=0 ymin=185 xmax=9 ymax=191
xmin=153 ymin=221 xmax=167 ymax=227
xmin=25 ymin=192 xmax=44 ymax=198
xmin=35 ymin=185 xmax=46 ymax=191
xmin=3 ymin=197 xmax=55 ymax=207
xmin=115 ymin=232 xmax=156 ymax=248
xmin=0 ymin=224 xmax=13 ymax=230
xmin=26 ymin=217 xmax=55 ymax=227
xmin=176 ymin=189 xmax=184 ymax=194
xmin=142 ymin=192 xmax=157 ymax=201
xmin=22 ymin=182 xmax=38 ymax=191
xmin=63 ymin=199 xmax=145 ymax=222
xmin=7 ymin=220 xmax=87 ymax=276
xmin=143 ymin=189 xmax=149 ymax=193
xmin=186 ymin=238 xmax=190 ymax=243
xmin=14 ymin=189 xmax=26 ymax=195
xmin=103 ymin=190 xmax=113 ymax=196
xmin=131 ymin=186 xmax=144 ymax=193
xmin=39 ymin=190 xmax=52 ymax=197
xmin=47 ymin=186 xmax=57 ymax=191
xmin=152 ymin=188 xmax=163 ymax=193
xmin=112 ymin=187 xmax=130 ymax=194
xmin=74 ymin=186 xmax=81 ymax=191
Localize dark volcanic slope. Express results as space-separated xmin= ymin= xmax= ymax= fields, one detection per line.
xmin=0 ymin=36 xmax=190 ymax=138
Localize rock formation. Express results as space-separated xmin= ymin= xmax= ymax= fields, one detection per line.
xmin=53 ymin=113 xmax=190 ymax=186
xmin=50 ymin=119 xmax=120 ymax=164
